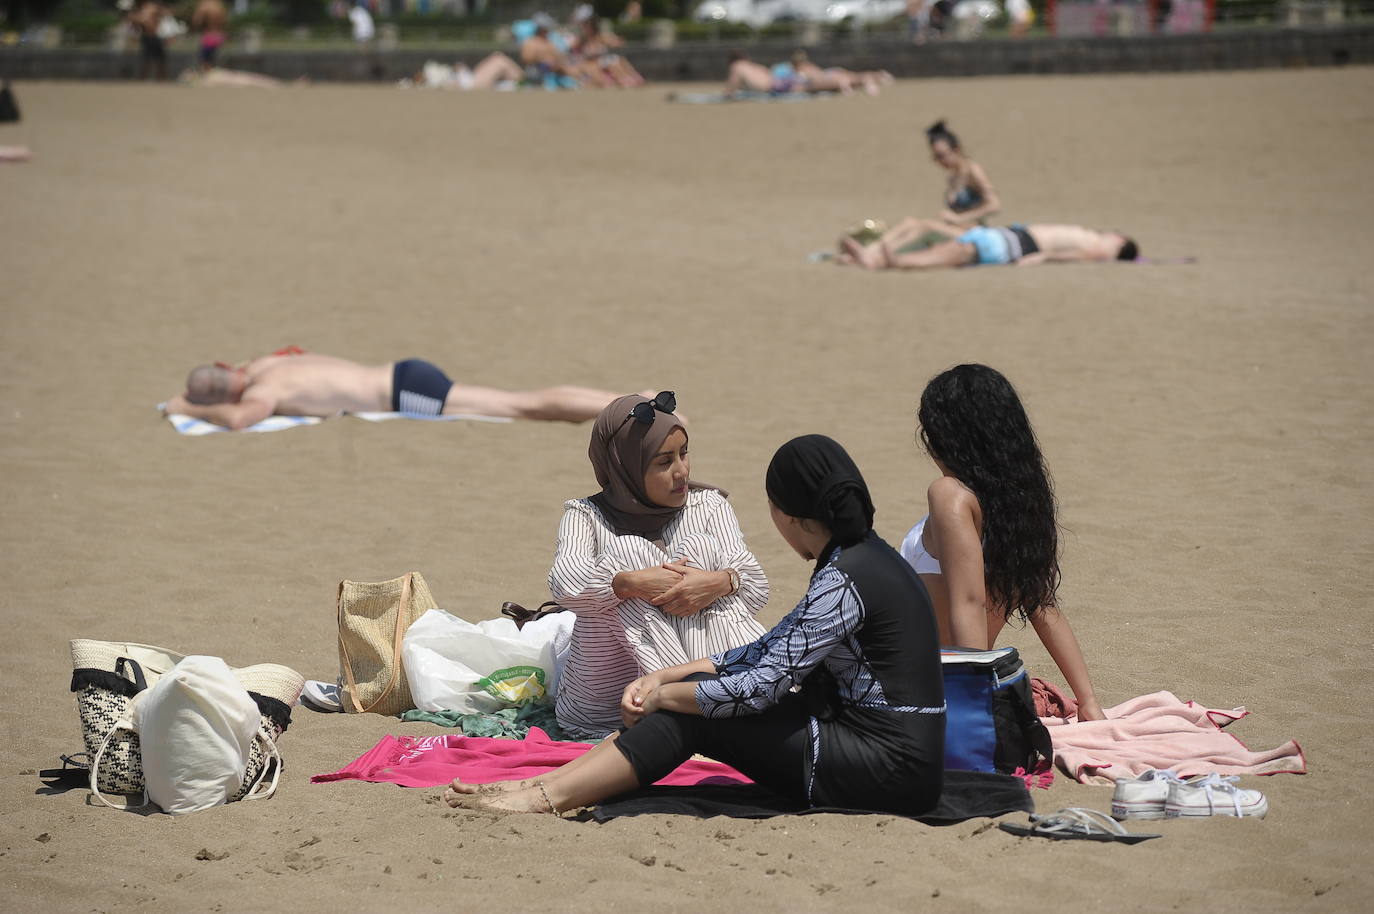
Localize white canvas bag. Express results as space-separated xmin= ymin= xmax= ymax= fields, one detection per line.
xmin=128 ymin=655 xmax=276 ymax=815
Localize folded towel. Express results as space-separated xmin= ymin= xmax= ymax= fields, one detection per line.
xmin=161 ymin=406 xmax=513 ymax=435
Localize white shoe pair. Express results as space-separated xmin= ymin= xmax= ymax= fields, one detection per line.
xmin=1111 ymin=769 xmax=1268 ymax=820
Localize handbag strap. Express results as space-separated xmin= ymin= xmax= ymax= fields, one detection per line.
xmin=338 ymin=572 xmax=413 ymax=714
xmin=240 ymin=727 xmax=282 ymax=802
xmin=500 ymin=600 xmax=567 ymax=630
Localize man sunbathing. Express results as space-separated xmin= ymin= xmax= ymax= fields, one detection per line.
xmin=163 ymin=349 xmax=624 ymax=429
xmin=839 ymin=223 xmax=1139 ymax=270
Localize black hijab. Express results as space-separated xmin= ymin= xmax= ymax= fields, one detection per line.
xmin=766 ymin=435 xmax=876 ymax=573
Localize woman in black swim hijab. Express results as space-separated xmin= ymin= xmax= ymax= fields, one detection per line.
xmin=444 ymin=435 xmax=946 ymax=817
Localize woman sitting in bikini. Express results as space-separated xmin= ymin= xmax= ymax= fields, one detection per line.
xmin=446 ymin=435 xmax=945 ymax=816
xmin=547 ymin=392 xmax=769 ymax=740
xmin=836 ymin=119 xmax=1001 ymax=266
xmin=902 ymin=364 xmax=1106 ymax=720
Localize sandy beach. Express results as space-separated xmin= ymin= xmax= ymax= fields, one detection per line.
xmin=2 ymin=67 xmax=1372 ymax=911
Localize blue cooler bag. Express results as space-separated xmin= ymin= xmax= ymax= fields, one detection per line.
xmin=941 ymin=647 xmax=1053 ymax=774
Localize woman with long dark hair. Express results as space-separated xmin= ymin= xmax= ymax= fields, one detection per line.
xmin=902 ymin=364 xmax=1106 ymax=721
xmin=446 ymin=435 xmax=946 ymax=816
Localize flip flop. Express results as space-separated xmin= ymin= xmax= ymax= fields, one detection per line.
xmin=999 ymin=807 xmax=1162 ymax=844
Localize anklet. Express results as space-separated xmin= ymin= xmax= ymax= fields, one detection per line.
xmin=536 ymin=781 xmax=561 ymax=816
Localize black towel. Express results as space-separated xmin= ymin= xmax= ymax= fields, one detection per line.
xmin=589 ymin=770 xmax=1033 ymax=824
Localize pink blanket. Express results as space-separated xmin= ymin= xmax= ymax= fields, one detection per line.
xmin=1043 ymin=691 xmax=1307 ymax=784
xmin=311 ymin=726 xmax=752 ymax=789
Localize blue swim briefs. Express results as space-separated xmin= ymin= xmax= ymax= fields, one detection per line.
xmin=391 ymin=359 xmax=453 ymax=416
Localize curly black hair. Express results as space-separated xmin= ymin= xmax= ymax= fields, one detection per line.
xmin=918 ymin=364 xmax=1060 ymax=622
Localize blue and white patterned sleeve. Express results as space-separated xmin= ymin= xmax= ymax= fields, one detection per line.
xmin=695 ymin=563 xmax=863 ymax=718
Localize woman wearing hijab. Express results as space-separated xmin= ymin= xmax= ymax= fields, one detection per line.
xmin=449 ymin=435 xmax=945 ymax=816
xmin=548 ymin=391 xmax=769 ymax=741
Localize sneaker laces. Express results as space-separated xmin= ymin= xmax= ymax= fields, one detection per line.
xmin=1143 ymin=769 xmax=1185 ymax=784
xmin=1188 ymin=773 xmax=1246 ymax=816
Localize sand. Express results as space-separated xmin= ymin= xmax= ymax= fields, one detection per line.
xmin=2 ymin=67 xmax=1372 ymax=912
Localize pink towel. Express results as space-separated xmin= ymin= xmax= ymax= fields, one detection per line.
xmin=311 ymin=726 xmax=752 ymax=789
xmin=1043 ymin=691 xmax=1307 ymax=784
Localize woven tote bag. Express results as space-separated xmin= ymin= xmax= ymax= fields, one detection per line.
xmin=337 ymin=571 xmax=437 ymax=715
xmin=70 ymin=639 xmax=304 ymax=803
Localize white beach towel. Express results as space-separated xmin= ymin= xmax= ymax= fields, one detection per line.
xmin=160 ymin=406 xmax=513 ymax=436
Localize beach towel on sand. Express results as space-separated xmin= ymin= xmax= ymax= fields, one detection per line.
xmin=312 ymin=728 xmax=1034 ymax=823
xmin=311 ymin=728 xmax=750 ymax=789
xmin=666 ymin=90 xmax=833 ymax=104
xmin=1044 ymin=691 xmax=1306 ymax=784
xmin=590 ymin=771 xmax=1033 ymax=823
xmin=161 ymin=408 xmax=513 ymax=436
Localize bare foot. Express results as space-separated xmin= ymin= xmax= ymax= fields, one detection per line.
xmin=443 ymin=777 xmax=530 ymax=805
xmin=445 ymin=785 xmax=553 ymax=814
xmin=840 ymin=237 xmax=882 ymax=270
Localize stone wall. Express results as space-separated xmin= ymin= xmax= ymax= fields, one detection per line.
xmin=1 ymin=25 xmax=1370 ymax=83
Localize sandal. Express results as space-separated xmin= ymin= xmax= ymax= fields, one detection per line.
xmin=999 ymin=807 xmax=1162 ymax=844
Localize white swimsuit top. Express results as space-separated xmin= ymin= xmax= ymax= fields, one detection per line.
xmin=899 ymin=516 xmax=943 ymax=576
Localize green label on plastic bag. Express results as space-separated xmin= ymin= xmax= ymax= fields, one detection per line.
xmin=476 ymin=666 xmax=547 ymax=705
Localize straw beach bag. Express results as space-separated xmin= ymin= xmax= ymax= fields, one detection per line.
xmin=69 ymin=639 xmax=304 ymax=805
xmin=337 ymin=572 xmax=437 ymax=715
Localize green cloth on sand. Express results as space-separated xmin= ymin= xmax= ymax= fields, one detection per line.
xmin=401 ymin=702 xmax=568 ymax=741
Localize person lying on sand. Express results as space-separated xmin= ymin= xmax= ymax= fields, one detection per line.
xmin=549 ymin=392 xmax=768 ymax=740
xmin=725 ymin=51 xmax=806 ymax=96
xmin=163 ymin=349 xmax=623 ymax=429
xmin=903 ymin=364 xmax=1106 ymax=720
xmin=404 ymin=53 xmax=525 ymax=91
xmin=838 ymin=222 xmax=1138 ymax=270
xmin=789 ymin=50 xmax=892 ymax=96
xmin=178 ymin=67 xmax=307 ymax=88
xmin=445 ymin=435 xmax=946 ymax=817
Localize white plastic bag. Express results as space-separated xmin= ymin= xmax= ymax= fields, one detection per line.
xmin=132 ymin=655 xmax=263 ymax=816
xmin=402 ymin=609 xmax=574 ymax=714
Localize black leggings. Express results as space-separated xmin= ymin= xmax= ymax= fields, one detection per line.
xmin=613 ymin=694 xmax=813 ymax=800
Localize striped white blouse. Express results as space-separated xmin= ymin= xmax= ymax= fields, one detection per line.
xmin=548 ymin=488 xmax=769 ymax=739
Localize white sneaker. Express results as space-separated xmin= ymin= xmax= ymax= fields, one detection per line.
xmin=301 ymin=679 xmax=344 ymax=713
xmin=1165 ymin=773 xmax=1268 ymax=819
xmin=1111 ymin=769 xmax=1186 ymax=820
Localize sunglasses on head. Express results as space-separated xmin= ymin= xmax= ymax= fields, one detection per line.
xmin=614 ymin=390 xmax=676 ymax=437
